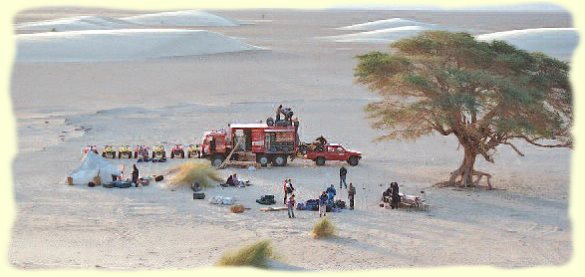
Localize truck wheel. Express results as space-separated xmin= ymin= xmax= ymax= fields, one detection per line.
xmin=315 ymin=157 xmax=326 ymax=166
xmin=266 ymin=117 xmax=274 ymax=126
xmin=257 ymin=155 xmax=269 ymax=167
xmin=171 ymin=152 xmax=175 ymax=159
xmin=348 ymin=156 xmax=359 ymax=166
xmin=180 ymin=151 xmax=185 ymax=159
xmin=211 ymin=155 xmax=225 ymax=167
xmin=272 ymin=155 xmax=287 ymax=166
xmin=134 ymin=152 xmax=138 ymax=159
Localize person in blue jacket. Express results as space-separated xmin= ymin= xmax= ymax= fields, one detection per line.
xmin=326 ymin=184 xmax=336 ymax=206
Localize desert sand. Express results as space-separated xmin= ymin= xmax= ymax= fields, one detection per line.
xmin=9 ymin=7 xmax=573 ymax=270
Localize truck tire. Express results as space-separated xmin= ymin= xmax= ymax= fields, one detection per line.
xmin=171 ymin=152 xmax=175 ymax=159
xmin=257 ymin=155 xmax=269 ymax=167
xmin=348 ymin=156 xmax=359 ymax=166
xmin=180 ymin=151 xmax=185 ymax=159
xmin=272 ymin=155 xmax=287 ymax=166
xmin=211 ymin=155 xmax=225 ymax=167
xmin=266 ymin=117 xmax=275 ymax=126
xmin=315 ymin=157 xmax=326 ymax=166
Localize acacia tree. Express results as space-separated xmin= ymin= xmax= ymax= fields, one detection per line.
xmin=354 ymin=31 xmax=572 ymax=188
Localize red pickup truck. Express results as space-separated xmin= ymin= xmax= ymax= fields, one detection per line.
xmin=304 ymin=143 xmax=362 ymax=166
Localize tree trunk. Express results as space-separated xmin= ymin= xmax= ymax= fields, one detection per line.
xmin=443 ymin=144 xmax=477 ymax=187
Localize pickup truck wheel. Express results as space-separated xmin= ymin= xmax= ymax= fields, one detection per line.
xmin=272 ymin=155 xmax=287 ymax=166
xmin=315 ymin=157 xmax=326 ymax=166
xmin=348 ymin=156 xmax=359 ymax=166
xmin=257 ymin=155 xmax=269 ymax=167
xmin=211 ymin=155 xmax=225 ymax=167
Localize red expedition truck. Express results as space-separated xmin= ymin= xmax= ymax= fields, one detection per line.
xmin=200 ymin=122 xmax=298 ymax=167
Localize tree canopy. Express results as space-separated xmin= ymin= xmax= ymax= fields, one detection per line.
xmin=354 ymin=31 xmax=572 ymax=188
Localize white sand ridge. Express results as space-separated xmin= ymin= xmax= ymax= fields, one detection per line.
xmin=338 ymin=18 xmax=437 ymax=31
xmin=476 ymin=28 xmax=578 ymax=61
xmin=122 ymin=10 xmax=240 ymax=27
xmin=15 ymin=15 xmax=140 ymax=32
xmin=16 ymin=29 xmax=263 ymax=63
xmin=326 ymin=25 xmax=453 ymax=43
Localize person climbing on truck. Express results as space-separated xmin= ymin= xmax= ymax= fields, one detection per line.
xmin=276 ymin=104 xmax=283 ymax=122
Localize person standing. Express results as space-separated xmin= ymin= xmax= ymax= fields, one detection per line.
xmin=131 ymin=164 xmax=139 ymax=187
xmin=276 ymin=104 xmax=283 ymax=122
xmin=348 ymin=183 xmax=356 ymax=210
xmin=282 ymin=178 xmax=288 ymax=204
xmin=326 ymin=184 xmax=336 ymax=206
xmin=287 ymin=194 xmax=296 ymax=218
xmin=319 ymin=191 xmax=328 ymax=217
xmin=339 ymin=166 xmax=348 ymax=189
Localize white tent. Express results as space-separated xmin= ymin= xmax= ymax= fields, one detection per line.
xmin=68 ymin=151 xmax=121 ymax=185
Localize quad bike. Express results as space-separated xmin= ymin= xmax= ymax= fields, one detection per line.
xmin=171 ymin=144 xmax=185 ymax=159
xmin=152 ymin=145 xmax=166 ymax=159
xmin=187 ymin=144 xmax=201 ymax=158
xmin=82 ymin=145 xmax=99 ymax=155
xmin=118 ymin=145 xmax=133 ymax=159
xmin=133 ymin=145 xmax=149 ymax=159
xmin=102 ymin=145 xmax=116 ymax=159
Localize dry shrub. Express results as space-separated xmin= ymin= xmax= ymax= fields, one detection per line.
xmin=310 ymin=218 xmax=335 ymax=239
xmin=230 ymin=204 xmax=245 ymax=213
xmin=167 ymin=161 xmax=223 ymax=188
xmin=216 ymin=240 xmax=273 ymax=268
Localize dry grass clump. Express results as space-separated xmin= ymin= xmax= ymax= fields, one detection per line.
xmin=216 ymin=240 xmax=273 ymax=268
xmin=167 ymin=162 xmax=223 ymax=188
xmin=230 ymin=204 xmax=245 ymax=213
xmin=310 ymin=218 xmax=335 ymax=239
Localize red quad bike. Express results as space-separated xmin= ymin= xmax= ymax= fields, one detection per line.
xmin=171 ymin=144 xmax=185 ymax=159
xmin=82 ymin=145 xmax=98 ymax=155
xmin=304 ymin=143 xmax=362 ymax=166
xmin=134 ymin=145 xmax=149 ymax=159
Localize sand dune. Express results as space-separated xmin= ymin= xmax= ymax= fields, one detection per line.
xmin=326 ymin=25 xmax=451 ymax=43
xmin=122 ymin=10 xmax=239 ymax=27
xmin=16 ymin=29 xmax=262 ymax=63
xmin=15 ymin=15 xmax=138 ymax=32
xmin=476 ymin=28 xmax=578 ymax=61
xmin=338 ymin=18 xmax=436 ymax=31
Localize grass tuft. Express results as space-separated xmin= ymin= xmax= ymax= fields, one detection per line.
xmin=167 ymin=161 xmax=223 ymax=188
xmin=216 ymin=240 xmax=273 ymax=268
xmin=310 ymin=218 xmax=335 ymax=239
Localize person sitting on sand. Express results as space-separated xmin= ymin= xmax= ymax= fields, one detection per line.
xmin=287 ymin=194 xmax=296 ymax=219
xmin=225 ymin=174 xmax=236 ymax=186
xmin=319 ymin=191 xmax=328 ymax=217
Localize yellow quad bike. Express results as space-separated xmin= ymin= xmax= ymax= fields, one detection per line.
xmin=152 ymin=145 xmax=166 ymax=159
xmin=102 ymin=145 xmax=116 ymax=159
xmin=187 ymin=144 xmax=201 ymax=158
xmin=118 ymin=145 xmax=133 ymax=159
